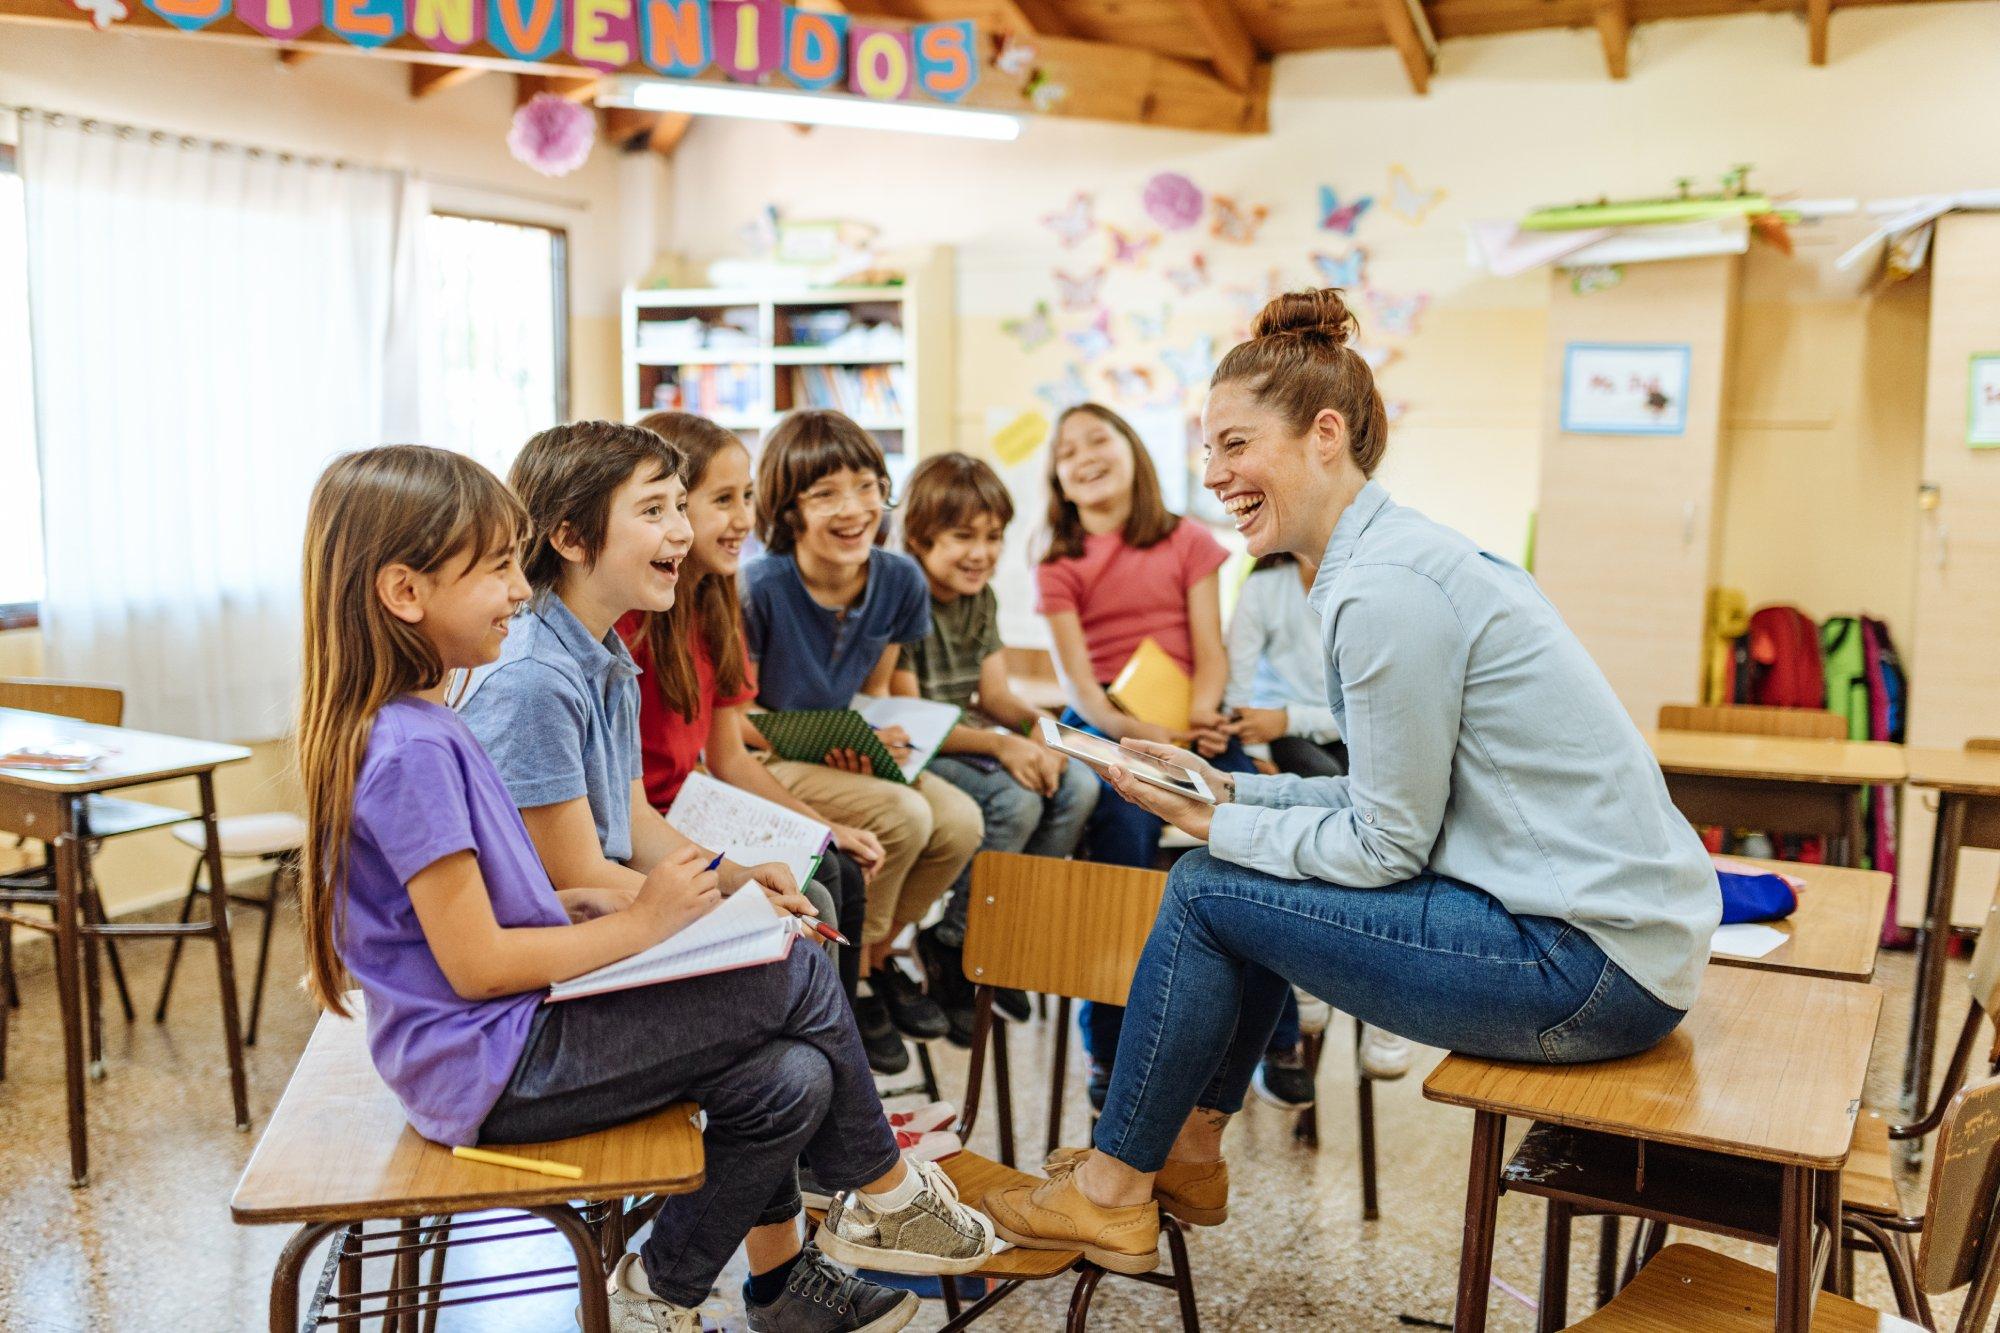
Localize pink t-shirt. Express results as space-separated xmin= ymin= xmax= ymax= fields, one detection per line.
xmin=1035 ymin=519 xmax=1229 ymax=683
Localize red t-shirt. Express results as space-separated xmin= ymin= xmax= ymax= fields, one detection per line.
xmin=619 ymin=612 xmax=758 ymax=809
xmin=1033 ymin=519 xmax=1229 ymax=683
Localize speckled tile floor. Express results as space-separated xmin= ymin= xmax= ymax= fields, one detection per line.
xmin=0 ymin=903 xmax=1972 ymax=1331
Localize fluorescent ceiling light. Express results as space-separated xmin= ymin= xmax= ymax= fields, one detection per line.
xmin=597 ymin=76 xmax=1022 ymax=141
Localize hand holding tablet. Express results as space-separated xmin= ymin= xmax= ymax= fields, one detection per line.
xmin=1038 ymin=719 xmax=1220 ymax=805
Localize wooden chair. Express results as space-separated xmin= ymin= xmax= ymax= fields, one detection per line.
xmin=1657 ymin=703 xmax=1851 ymax=741
xmin=232 ymin=1000 xmax=705 ymax=1333
xmin=1563 ymin=1073 xmax=2000 ymax=1332
xmin=0 ymin=677 xmax=193 ymax=1079
xmin=889 ymin=850 xmax=1203 ymax=1330
xmin=152 ymin=811 xmax=307 ymax=1047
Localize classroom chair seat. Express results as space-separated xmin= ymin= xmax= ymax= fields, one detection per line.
xmin=1839 ymin=1112 xmax=1903 ymax=1217
xmin=233 ymin=999 xmax=705 ymax=1333
xmin=1566 ymin=1243 xmax=1922 ymax=1332
xmin=155 ymin=810 xmax=306 ymax=1047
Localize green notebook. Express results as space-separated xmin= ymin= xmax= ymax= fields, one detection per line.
xmin=751 ymin=695 xmax=960 ymax=784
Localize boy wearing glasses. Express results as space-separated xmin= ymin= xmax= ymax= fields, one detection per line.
xmin=743 ymin=410 xmax=983 ymax=1054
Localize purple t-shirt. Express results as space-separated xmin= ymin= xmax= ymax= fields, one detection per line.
xmin=344 ymin=696 xmax=570 ymax=1145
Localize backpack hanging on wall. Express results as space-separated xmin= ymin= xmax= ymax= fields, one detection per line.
xmin=1744 ymin=605 xmax=1827 ymax=709
xmin=1862 ymin=616 xmax=1913 ymax=947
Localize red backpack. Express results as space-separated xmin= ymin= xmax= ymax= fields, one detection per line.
xmin=1745 ymin=606 xmax=1826 ymax=709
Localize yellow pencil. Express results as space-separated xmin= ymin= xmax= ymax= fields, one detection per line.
xmin=451 ymin=1145 xmax=583 ymax=1180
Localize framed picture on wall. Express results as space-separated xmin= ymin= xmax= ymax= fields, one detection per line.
xmin=1561 ymin=342 xmax=1691 ymax=436
xmin=1968 ymin=353 xmax=2000 ymax=448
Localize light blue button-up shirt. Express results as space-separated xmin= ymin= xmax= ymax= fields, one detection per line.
xmin=1208 ymin=482 xmax=1719 ymax=1010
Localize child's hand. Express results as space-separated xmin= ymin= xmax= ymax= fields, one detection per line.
xmin=997 ymin=733 xmax=1059 ymax=797
xmin=556 ymin=886 xmax=636 ymax=923
xmin=873 ymin=725 xmax=914 ymax=760
xmin=634 ymin=844 xmax=722 ymax=939
xmin=1228 ymin=706 xmax=1288 ymax=746
xmin=724 ymin=860 xmax=819 ymax=918
xmin=824 ymin=747 xmax=871 ymax=774
xmin=1188 ymin=706 xmax=1234 ymax=758
xmin=830 ymin=823 xmax=885 ymax=880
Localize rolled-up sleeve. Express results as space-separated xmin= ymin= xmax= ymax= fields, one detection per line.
xmin=1209 ymin=564 xmax=1467 ymax=886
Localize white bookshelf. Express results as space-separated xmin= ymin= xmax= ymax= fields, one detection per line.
xmin=620 ymin=251 xmax=955 ymax=489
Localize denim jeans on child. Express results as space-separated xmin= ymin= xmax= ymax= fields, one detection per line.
xmin=925 ymin=753 xmax=1099 ymax=950
xmin=480 ymin=944 xmax=899 ymax=1307
xmin=1093 ymin=848 xmax=1689 ymax=1172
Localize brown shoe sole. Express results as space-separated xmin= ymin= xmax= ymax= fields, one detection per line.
xmin=989 ymin=1217 xmax=1161 ymax=1276
xmin=1159 ymin=1195 xmax=1228 ymax=1227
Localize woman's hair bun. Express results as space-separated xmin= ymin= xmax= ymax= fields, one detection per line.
xmin=1251 ymin=287 xmax=1356 ymax=347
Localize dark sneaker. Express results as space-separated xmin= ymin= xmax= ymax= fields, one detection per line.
xmin=743 ymin=1245 xmax=918 ymax=1333
xmin=873 ymin=963 xmax=948 ymax=1040
xmin=1252 ymin=1046 xmax=1316 ymax=1109
xmin=940 ymin=1001 xmax=976 ymax=1049
xmin=915 ymin=927 xmax=971 ymax=1006
xmin=853 ymin=989 xmax=909 ymax=1075
xmin=992 ymin=987 xmax=1033 ymax=1022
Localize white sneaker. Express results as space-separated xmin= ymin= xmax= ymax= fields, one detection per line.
xmin=815 ymin=1157 xmax=996 ymax=1276
xmin=592 ymin=1253 xmax=705 ymax=1333
xmin=1292 ymin=987 xmax=1331 ymax=1037
xmin=1358 ymin=1025 xmax=1414 ymax=1081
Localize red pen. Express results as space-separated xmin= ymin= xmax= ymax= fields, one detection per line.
xmin=800 ymin=917 xmax=852 ymax=947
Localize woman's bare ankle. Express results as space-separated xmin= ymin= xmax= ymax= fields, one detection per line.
xmin=1073 ymin=1150 xmax=1155 ymax=1209
xmin=1165 ymin=1109 xmax=1230 ymax=1165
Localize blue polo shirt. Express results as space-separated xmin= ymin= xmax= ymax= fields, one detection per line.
xmin=457 ymin=593 xmax=643 ymax=863
xmin=741 ymin=550 xmax=931 ymax=711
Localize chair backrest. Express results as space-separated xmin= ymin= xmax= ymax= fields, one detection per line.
xmin=1917 ymin=1076 xmax=2000 ymax=1326
xmin=0 ymin=678 xmax=124 ymax=728
xmin=1657 ymin=702 xmax=1849 ymax=741
xmin=963 ymin=851 xmax=1168 ymax=1008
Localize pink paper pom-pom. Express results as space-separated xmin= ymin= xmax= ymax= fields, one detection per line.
xmin=1143 ymin=172 xmax=1204 ymax=232
xmin=508 ymin=93 xmax=596 ymax=178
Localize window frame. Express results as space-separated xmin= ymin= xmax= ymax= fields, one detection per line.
xmin=0 ymin=141 xmax=37 ymax=631
xmin=428 ymin=208 xmax=573 ymax=424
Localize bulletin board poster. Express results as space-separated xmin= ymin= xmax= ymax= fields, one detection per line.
xmin=1560 ymin=342 xmax=1691 ymax=437
xmin=1968 ymin=354 xmax=2000 ymax=449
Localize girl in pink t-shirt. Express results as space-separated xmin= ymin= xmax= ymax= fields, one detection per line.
xmin=1034 ymin=404 xmax=1293 ymax=1106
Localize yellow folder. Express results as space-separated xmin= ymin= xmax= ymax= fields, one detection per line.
xmin=1106 ymin=637 xmax=1192 ymax=732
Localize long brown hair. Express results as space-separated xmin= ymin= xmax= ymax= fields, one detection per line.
xmin=296 ymin=446 xmax=526 ymax=1016
xmin=632 ymin=412 xmax=749 ymax=720
xmin=1210 ymin=287 xmax=1390 ymax=477
xmin=1040 ymin=402 xmax=1178 ymax=563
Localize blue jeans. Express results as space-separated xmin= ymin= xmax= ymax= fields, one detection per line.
xmin=1054 ymin=711 xmax=1294 ymax=1061
xmin=926 ymin=752 xmax=1100 ymax=950
xmin=1093 ymin=848 xmax=1689 ymax=1171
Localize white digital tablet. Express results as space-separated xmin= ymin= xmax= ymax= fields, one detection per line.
xmin=1038 ymin=718 xmax=1217 ymax=805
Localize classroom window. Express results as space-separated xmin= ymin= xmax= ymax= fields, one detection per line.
xmin=0 ymin=148 xmax=42 ymax=629
xmin=422 ymin=212 xmax=569 ymax=478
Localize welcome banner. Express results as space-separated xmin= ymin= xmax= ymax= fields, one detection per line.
xmin=138 ymin=0 xmax=979 ymax=102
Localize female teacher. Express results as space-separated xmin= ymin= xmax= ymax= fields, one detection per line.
xmin=985 ymin=288 xmax=1721 ymax=1274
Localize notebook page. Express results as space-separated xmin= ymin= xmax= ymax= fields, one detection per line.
xmin=547 ymin=880 xmax=781 ymax=1001
xmin=853 ymin=695 xmax=960 ymax=781
xmin=666 ymin=772 xmax=831 ymax=887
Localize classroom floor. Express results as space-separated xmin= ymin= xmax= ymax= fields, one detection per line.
xmin=0 ymin=901 xmax=1972 ymax=1332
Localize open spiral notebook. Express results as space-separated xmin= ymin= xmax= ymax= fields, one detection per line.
xmin=547 ymin=881 xmax=798 ymax=1003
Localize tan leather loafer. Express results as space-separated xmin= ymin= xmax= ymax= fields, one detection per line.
xmin=982 ymin=1157 xmax=1161 ymax=1275
xmin=1045 ymin=1146 xmax=1230 ymax=1226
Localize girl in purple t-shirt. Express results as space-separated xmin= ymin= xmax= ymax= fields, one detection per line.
xmin=294 ymin=445 xmax=993 ymax=1333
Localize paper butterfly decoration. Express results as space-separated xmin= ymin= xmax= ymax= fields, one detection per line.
xmin=1165 ymin=253 xmax=1210 ymax=294
xmin=1104 ymin=365 xmax=1158 ymax=404
xmin=996 ymin=37 xmax=1039 ymax=79
xmin=1317 ymin=187 xmax=1373 ymax=236
xmin=1026 ymin=71 xmax=1068 ymax=112
xmin=1129 ymin=306 xmax=1170 ymax=341
xmin=1311 ymin=247 xmax=1368 ymax=290
xmin=1035 ymin=363 xmax=1092 ymax=413
xmin=1386 ymin=165 xmax=1446 ymax=225
xmin=70 ymin=0 xmax=126 ymax=25
xmin=1053 ymin=266 xmax=1106 ymax=311
xmin=1107 ymin=226 xmax=1159 ymax=267
xmin=1002 ymin=302 xmax=1055 ymax=352
xmin=1161 ymin=335 xmax=1217 ymax=390
xmin=1209 ymin=196 xmax=1269 ymax=245
xmin=1365 ymin=286 xmax=1429 ymax=338
xmin=1066 ymin=310 xmax=1114 ymax=362
xmin=1041 ymin=194 xmax=1095 ymax=249
xmin=1569 ymin=264 xmax=1625 ymax=296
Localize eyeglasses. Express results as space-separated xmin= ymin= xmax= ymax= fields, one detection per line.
xmin=797 ymin=477 xmax=896 ymax=518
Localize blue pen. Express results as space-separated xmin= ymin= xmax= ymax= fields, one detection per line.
xmin=703 ymin=851 xmax=725 ymax=872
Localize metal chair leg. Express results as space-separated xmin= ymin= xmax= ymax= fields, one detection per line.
xmin=80 ymin=865 xmax=134 ymax=1023
xmin=268 ymin=1220 xmax=348 ymax=1333
xmin=1162 ymin=1214 xmax=1202 ymax=1332
xmin=993 ymin=1016 xmax=1016 ymax=1168
xmin=1356 ymin=1066 xmax=1379 ymax=1220
xmin=1845 ymin=1212 xmax=1925 ymax=1320
xmin=916 ymin=1040 xmax=941 ymax=1103
xmin=1064 ymin=1265 xmax=1105 ymax=1332
xmin=1537 ymin=1201 xmax=1571 ymax=1333
xmin=1047 ymin=996 xmax=1072 ymax=1158
xmin=1594 ymin=1217 xmax=1621 ymax=1306
xmin=244 ymin=856 xmax=289 ymax=1047
xmin=153 ymin=859 xmax=205 ymax=1024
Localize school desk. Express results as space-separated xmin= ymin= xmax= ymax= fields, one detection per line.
xmin=0 ymin=706 xmax=252 ymax=1185
xmin=1712 ymin=857 xmax=1890 ymax=982
xmin=1645 ymin=730 xmax=1907 ymax=868
xmin=1424 ymin=964 xmax=1881 ymax=1333
xmin=1900 ymin=746 xmax=2000 ymax=1110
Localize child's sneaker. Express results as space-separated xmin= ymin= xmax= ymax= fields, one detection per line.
xmin=595 ymin=1253 xmax=705 ymax=1333
xmin=1252 ymin=1045 xmax=1315 ymax=1109
xmin=1358 ymin=1025 xmax=1414 ymax=1080
xmin=742 ymin=1245 xmax=917 ymax=1333
xmin=814 ymin=1157 xmax=995 ymax=1276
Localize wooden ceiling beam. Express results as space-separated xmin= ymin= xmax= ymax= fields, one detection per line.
xmin=410 ymin=62 xmax=484 ymax=98
xmin=514 ymin=73 xmax=601 ymax=107
xmin=1181 ymin=0 xmax=1260 ymax=91
xmin=1594 ymin=0 xmax=1630 ymax=77
xmin=276 ymin=46 xmax=310 ymax=65
xmin=1376 ymin=0 xmax=1436 ymax=93
xmin=648 ymin=111 xmax=696 ymax=155
xmin=1806 ymin=0 xmax=1830 ymax=63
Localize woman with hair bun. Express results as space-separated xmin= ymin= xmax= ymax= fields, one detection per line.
xmin=984 ymin=288 xmax=1720 ymax=1276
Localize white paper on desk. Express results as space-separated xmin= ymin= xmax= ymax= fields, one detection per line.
xmin=1710 ymin=922 xmax=1788 ymax=960
xmin=547 ymin=879 xmax=791 ymax=1001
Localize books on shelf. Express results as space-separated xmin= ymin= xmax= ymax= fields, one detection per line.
xmin=657 ymin=363 xmax=763 ymax=416
xmin=546 ymin=876 xmax=797 ymax=1003
xmin=750 ymin=695 xmax=959 ymax=783
xmin=664 ymin=771 xmax=830 ymax=891
xmin=788 ymin=364 xmax=909 ymax=419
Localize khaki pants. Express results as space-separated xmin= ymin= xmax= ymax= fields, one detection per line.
xmin=767 ymin=760 xmax=983 ymax=945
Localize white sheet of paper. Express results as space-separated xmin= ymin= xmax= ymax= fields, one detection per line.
xmin=1710 ymin=922 xmax=1789 ymax=960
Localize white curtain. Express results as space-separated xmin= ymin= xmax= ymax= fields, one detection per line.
xmin=19 ymin=111 xmax=426 ymax=741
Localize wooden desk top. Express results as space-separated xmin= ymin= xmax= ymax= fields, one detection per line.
xmin=1711 ymin=858 xmax=1890 ymax=982
xmin=0 ymin=707 xmax=251 ymax=794
xmin=1645 ymin=729 xmax=1906 ymax=787
xmin=1905 ymin=747 xmax=2000 ymax=798
xmin=233 ymin=1007 xmax=705 ymax=1224
xmin=1423 ymin=964 xmax=1881 ymax=1169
